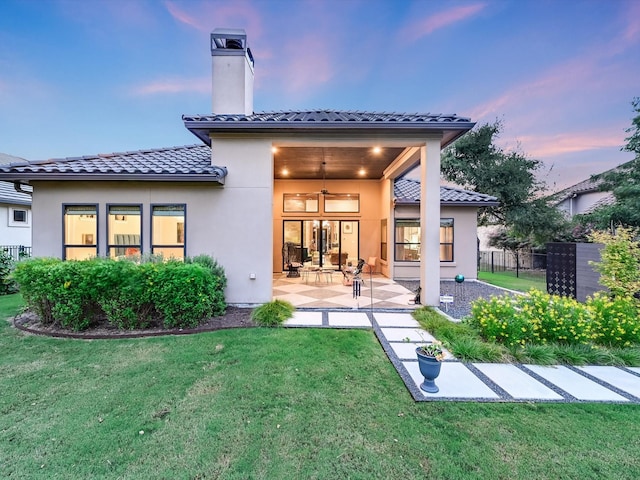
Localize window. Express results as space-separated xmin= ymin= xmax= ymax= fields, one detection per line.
xmin=324 ymin=194 xmax=359 ymax=213
xmin=8 ymin=208 xmax=29 ymax=227
xmin=283 ymin=193 xmax=319 ymax=212
xmin=64 ymin=205 xmax=98 ymax=260
xmin=394 ymin=219 xmax=455 ymax=262
xmin=108 ymin=205 xmax=142 ymax=258
xmin=380 ymin=219 xmax=387 ymax=261
xmin=440 ymin=218 xmax=454 ymax=262
xmin=152 ymin=205 xmax=185 ymax=259
xmin=395 ymin=220 xmax=421 ymax=261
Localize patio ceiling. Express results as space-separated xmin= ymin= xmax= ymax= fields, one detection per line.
xmin=273 ymin=146 xmax=406 ymax=180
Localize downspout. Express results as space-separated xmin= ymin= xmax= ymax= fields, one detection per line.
xmin=14 ymin=182 xmax=32 ymax=197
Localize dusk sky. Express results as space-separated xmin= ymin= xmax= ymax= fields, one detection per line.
xmin=1 ymin=0 xmax=638 ymax=192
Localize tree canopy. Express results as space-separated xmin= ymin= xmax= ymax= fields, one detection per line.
xmin=441 ymin=121 xmax=567 ymax=248
xmin=579 ymin=98 xmax=640 ymax=229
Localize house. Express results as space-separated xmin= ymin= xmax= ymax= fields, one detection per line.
xmin=393 ymin=178 xmax=498 ymax=280
xmin=0 ymin=153 xmax=32 ymax=257
xmin=0 ymin=28 xmax=491 ymax=306
xmin=552 ymin=163 xmax=626 ymax=218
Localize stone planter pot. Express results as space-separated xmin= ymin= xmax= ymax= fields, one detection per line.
xmin=416 ymin=348 xmax=442 ymax=393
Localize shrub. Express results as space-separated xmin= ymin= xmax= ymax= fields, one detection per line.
xmin=45 ymin=260 xmax=101 ymax=331
xmin=469 ymin=288 xmax=640 ymax=349
xmin=0 ymin=250 xmax=18 ymax=295
xmin=151 ymin=261 xmax=217 ymax=329
xmin=589 ymin=227 xmax=640 ymax=299
xmin=13 ymin=258 xmax=62 ymax=325
xmin=586 ymin=293 xmax=640 ymax=347
xmin=251 ymin=299 xmax=295 ymax=327
xmin=91 ymin=259 xmax=158 ymax=329
xmin=518 ymin=289 xmax=592 ymax=345
xmin=14 ymin=256 xmax=227 ymax=331
xmin=184 ymin=254 xmax=226 ymax=315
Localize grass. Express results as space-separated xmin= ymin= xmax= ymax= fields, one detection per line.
xmin=478 ymin=270 xmax=546 ymax=292
xmin=2 ymin=294 xmax=640 ymax=479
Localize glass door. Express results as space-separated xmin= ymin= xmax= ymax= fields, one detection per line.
xmin=283 ymin=220 xmax=358 ymax=270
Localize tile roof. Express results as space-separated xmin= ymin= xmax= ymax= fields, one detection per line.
xmin=0 ymin=182 xmax=32 ymax=205
xmin=0 ymin=145 xmax=227 ymax=184
xmin=394 ymin=178 xmax=499 ymax=206
xmin=551 ymin=159 xmax=633 ymax=203
xmin=183 ymin=110 xmax=475 ymax=145
xmin=581 ymin=193 xmax=616 ymax=214
xmin=183 ymin=110 xmax=472 ymax=124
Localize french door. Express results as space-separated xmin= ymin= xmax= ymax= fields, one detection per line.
xmin=283 ymin=220 xmax=359 ymax=270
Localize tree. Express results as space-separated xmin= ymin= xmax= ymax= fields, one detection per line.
xmin=441 ymin=121 xmax=569 ymax=247
xmin=581 ymin=98 xmax=640 ymax=228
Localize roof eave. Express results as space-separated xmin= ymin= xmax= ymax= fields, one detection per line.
xmin=0 ymin=173 xmax=226 ymax=184
xmin=394 ymin=199 xmax=499 ymax=207
xmin=183 ymin=120 xmax=476 ymax=146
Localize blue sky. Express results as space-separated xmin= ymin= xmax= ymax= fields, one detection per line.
xmin=0 ymin=0 xmax=638 ymax=191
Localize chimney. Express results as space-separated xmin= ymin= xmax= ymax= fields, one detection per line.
xmin=210 ymin=28 xmax=254 ymax=116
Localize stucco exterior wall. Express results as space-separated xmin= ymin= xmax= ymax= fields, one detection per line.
xmin=32 ymin=140 xmax=274 ymax=307
xmin=393 ymin=204 xmax=479 ymax=280
xmin=0 ymin=204 xmax=31 ymax=246
xmin=556 ymin=191 xmax=611 ymax=218
xmin=273 ymin=179 xmax=383 ymax=272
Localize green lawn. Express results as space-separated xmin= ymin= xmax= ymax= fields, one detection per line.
xmin=2 ymin=294 xmax=640 ymax=479
xmin=478 ymin=270 xmax=546 ymax=292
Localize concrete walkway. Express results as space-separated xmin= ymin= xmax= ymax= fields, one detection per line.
xmin=284 ymin=310 xmax=640 ymax=403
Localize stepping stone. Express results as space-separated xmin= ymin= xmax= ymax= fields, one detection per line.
xmin=381 ymin=327 xmax=434 ymax=342
xmin=404 ymin=362 xmax=500 ymax=399
xmin=525 ymin=365 xmax=628 ymax=402
xmin=284 ymin=311 xmax=323 ymax=326
xmin=327 ymin=312 xmax=371 ymax=327
xmin=578 ymin=366 xmax=640 ymax=398
xmin=474 ymin=363 xmax=563 ymax=400
xmin=373 ymin=312 xmax=420 ymax=327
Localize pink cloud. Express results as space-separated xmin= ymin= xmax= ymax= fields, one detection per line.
xmin=514 ymin=129 xmax=627 ymax=158
xmin=164 ymin=0 xmax=263 ymax=37
xmin=400 ymin=3 xmax=487 ymax=42
xmin=130 ymin=77 xmax=209 ymax=96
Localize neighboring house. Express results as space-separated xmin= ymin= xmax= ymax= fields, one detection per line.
xmin=0 ymin=28 xmax=492 ymax=306
xmin=393 ymin=178 xmax=498 ymax=280
xmin=0 ymin=153 xmax=32 ymax=255
xmin=552 ymin=163 xmax=628 ymax=218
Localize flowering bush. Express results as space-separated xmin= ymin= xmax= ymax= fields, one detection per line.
xmin=468 ymin=289 xmax=640 ymax=348
xmin=416 ymin=340 xmax=444 ymax=361
xmin=587 ymin=293 xmax=640 ymax=347
xmin=589 ymin=227 xmax=640 ymax=299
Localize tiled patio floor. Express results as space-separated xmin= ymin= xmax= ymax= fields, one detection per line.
xmin=273 ymin=272 xmax=417 ymax=309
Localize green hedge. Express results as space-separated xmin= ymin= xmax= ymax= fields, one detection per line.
xmin=468 ymin=289 xmax=640 ymax=348
xmin=13 ymin=256 xmax=227 ymax=331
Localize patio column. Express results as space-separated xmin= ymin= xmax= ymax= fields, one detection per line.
xmin=419 ymin=137 xmax=442 ymax=306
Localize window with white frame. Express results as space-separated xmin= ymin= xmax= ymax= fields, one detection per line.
xmin=8 ymin=207 xmax=29 ymax=227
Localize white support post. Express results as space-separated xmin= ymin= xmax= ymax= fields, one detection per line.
xmin=419 ymin=137 xmax=442 ymax=306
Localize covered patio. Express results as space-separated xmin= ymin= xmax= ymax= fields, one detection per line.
xmin=273 ymin=271 xmax=418 ymax=309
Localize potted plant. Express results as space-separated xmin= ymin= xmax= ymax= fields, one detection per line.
xmin=415 ymin=340 xmax=444 ymax=393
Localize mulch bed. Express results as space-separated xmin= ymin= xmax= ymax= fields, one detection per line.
xmin=12 ymin=306 xmax=256 ymax=340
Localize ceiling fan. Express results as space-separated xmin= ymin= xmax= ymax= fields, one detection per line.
xmin=314 ymin=149 xmax=336 ymax=196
